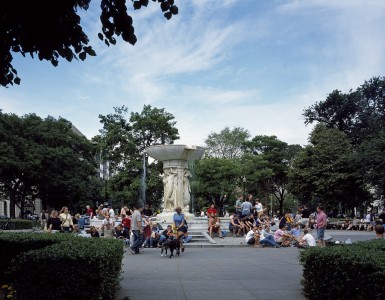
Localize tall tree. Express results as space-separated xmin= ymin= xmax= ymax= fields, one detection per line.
xmin=1 ymin=0 xmax=180 ymax=87
xmin=288 ymin=124 xmax=371 ymax=211
xmin=95 ymin=105 xmax=179 ymax=209
xmin=204 ymin=126 xmax=250 ymax=159
xmin=244 ymin=135 xmax=302 ymax=214
xmin=194 ymin=157 xmax=243 ymax=215
xmin=0 ymin=112 xmax=96 ymax=217
xmin=303 ymin=76 xmax=385 ymax=195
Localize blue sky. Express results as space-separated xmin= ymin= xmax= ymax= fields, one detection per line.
xmin=1 ymin=0 xmax=385 ymax=147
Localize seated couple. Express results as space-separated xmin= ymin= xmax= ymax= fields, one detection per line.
xmin=245 ymin=224 xmax=280 ymax=248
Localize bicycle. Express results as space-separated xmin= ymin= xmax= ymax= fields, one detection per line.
xmin=0 ymin=218 xmax=16 ymax=230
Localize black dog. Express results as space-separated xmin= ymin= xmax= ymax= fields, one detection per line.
xmin=160 ymin=237 xmax=180 ymax=259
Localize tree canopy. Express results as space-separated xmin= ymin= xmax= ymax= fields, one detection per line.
xmin=95 ymin=105 xmax=179 ymax=209
xmin=0 ymin=0 xmax=179 ymax=87
xmin=288 ymin=124 xmax=370 ymax=211
xmin=0 ymin=111 xmax=97 ymax=217
xmin=204 ymin=126 xmax=250 ymax=159
xmin=303 ymin=76 xmax=385 ymax=197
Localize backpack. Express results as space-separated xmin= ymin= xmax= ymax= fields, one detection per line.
xmin=184 ymin=219 xmax=188 ymax=229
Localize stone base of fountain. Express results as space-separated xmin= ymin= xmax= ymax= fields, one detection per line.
xmin=155 ymin=211 xmax=195 ymax=224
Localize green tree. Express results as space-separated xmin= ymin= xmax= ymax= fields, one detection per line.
xmin=194 ymin=157 xmax=243 ymax=215
xmin=0 ymin=111 xmax=97 ymax=217
xmin=95 ymin=105 xmax=179 ymax=209
xmin=1 ymin=0 xmax=180 ymax=87
xmin=303 ymin=76 xmax=385 ymax=195
xmin=288 ymin=124 xmax=371 ymax=211
xmin=204 ymin=126 xmax=251 ymax=159
xmin=244 ymin=135 xmax=302 ymax=215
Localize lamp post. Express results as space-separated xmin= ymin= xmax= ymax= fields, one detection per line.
xmin=242 ymin=176 xmax=246 ymax=200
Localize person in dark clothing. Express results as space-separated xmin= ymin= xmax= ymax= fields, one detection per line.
xmin=142 ymin=204 xmax=153 ymax=217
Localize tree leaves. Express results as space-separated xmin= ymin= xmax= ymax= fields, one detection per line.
xmin=1 ymin=0 xmax=180 ymax=87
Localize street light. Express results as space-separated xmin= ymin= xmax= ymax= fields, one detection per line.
xmin=242 ymin=176 xmax=246 ymax=200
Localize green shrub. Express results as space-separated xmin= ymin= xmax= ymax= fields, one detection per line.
xmin=299 ymin=239 xmax=385 ymax=299
xmin=0 ymin=219 xmax=33 ymax=229
xmin=0 ymin=232 xmax=68 ymax=282
xmin=0 ymin=232 xmax=124 ymax=300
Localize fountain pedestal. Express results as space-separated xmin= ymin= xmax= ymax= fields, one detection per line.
xmin=145 ymin=145 xmax=205 ymax=223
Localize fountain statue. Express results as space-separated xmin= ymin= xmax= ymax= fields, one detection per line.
xmin=145 ymin=144 xmax=205 ymax=222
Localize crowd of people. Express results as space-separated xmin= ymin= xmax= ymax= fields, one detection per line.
xmin=41 ymin=196 xmax=385 ymax=252
xmin=42 ymin=203 xmax=193 ymax=255
xmin=226 ymin=194 xmax=319 ymax=248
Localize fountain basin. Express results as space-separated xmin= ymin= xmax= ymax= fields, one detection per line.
xmin=145 ymin=144 xmax=205 ymax=161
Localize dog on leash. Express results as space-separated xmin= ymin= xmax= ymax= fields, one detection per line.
xmin=160 ymin=236 xmax=181 ymax=259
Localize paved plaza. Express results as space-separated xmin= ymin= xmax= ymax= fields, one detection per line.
xmin=118 ymin=230 xmax=374 ymax=300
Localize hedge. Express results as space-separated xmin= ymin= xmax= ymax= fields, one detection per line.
xmin=0 ymin=219 xmax=33 ymax=229
xmin=0 ymin=232 xmax=124 ymax=300
xmin=299 ymin=239 xmax=385 ymax=299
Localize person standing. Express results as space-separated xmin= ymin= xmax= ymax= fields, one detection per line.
xmin=59 ymin=206 xmax=73 ymax=233
xmin=378 ymin=208 xmax=385 ymax=229
xmin=235 ymin=195 xmax=243 ymax=216
xmin=316 ymin=206 xmax=327 ymax=247
xmin=129 ymin=204 xmax=144 ymax=255
xmin=46 ymin=210 xmax=61 ymax=233
xmin=254 ymin=199 xmax=263 ymax=218
xmin=241 ymin=195 xmax=253 ymax=217
xmin=301 ymin=204 xmax=311 ymax=230
xmin=40 ymin=210 xmax=48 ymax=230
xmin=142 ymin=204 xmax=153 ymax=217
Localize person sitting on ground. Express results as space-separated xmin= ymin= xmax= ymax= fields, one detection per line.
xmin=298 ymin=229 xmax=316 ymax=247
xmin=290 ymin=223 xmax=302 ymax=242
xmin=90 ymin=226 xmax=100 ymax=238
xmin=261 ymin=224 xmax=274 ymax=238
xmin=256 ymin=213 xmax=269 ymax=226
xmin=245 ymin=213 xmax=257 ymax=231
xmin=71 ymin=224 xmax=81 ymax=234
xmin=229 ymin=213 xmax=244 ymax=236
xmin=115 ymin=224 xmax=130 ymax=245
xmin=274 ymin=224 xmax=293 ymax=247
xmin=101 ymin=214 xmax=115 ymax=236
xmin=347 ymin=218 xmax=359 ymax=230
xmin=145 ymin=222 xmax=160 ymax=247
xmin=255 ymin=224 xmax=280 ymax=248
xmin=285 ymin=212 xmax=294 ymax=231
xmin=208 ymin=213 xmax=224 ymax=238
xmin=245 ymin=225 xmax=262 ymax=248
xmin=374 ymin=224 xmax=385 ymax=239
xmin=95 ymin=205 xmax=105 ymax=220
xmin=294 ymin=207 xmax=303 ymax=225
xmin=340 ymin=220 xmax=350 ymax=230
xmin=158 ymin=225 xmax=174 ymax=246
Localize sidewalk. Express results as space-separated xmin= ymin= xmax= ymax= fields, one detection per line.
xmin=118 ymin=230 xmax=375 ymax=300
xmin=118 ymin=247 xmax=306 ymax=300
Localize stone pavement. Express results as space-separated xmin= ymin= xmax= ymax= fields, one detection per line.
xmin=118 ymin=230 xmax=375 ymax=300
xmin=118 ymin=247 xmax=305 ymax=300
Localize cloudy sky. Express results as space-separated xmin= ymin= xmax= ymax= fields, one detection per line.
xmin=1 ymin=0 xmax=385 ymax=147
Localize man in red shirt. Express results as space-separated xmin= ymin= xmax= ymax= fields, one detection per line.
xmin=316 ymin=206 xmax=327 ymax=247
xmin=206 ymin=204 xmax=217 ymax=217
xmin=121 ymin=214 xmax=131 ymax=232
xmin=86 ymin=205 xmax=94 ymax=218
